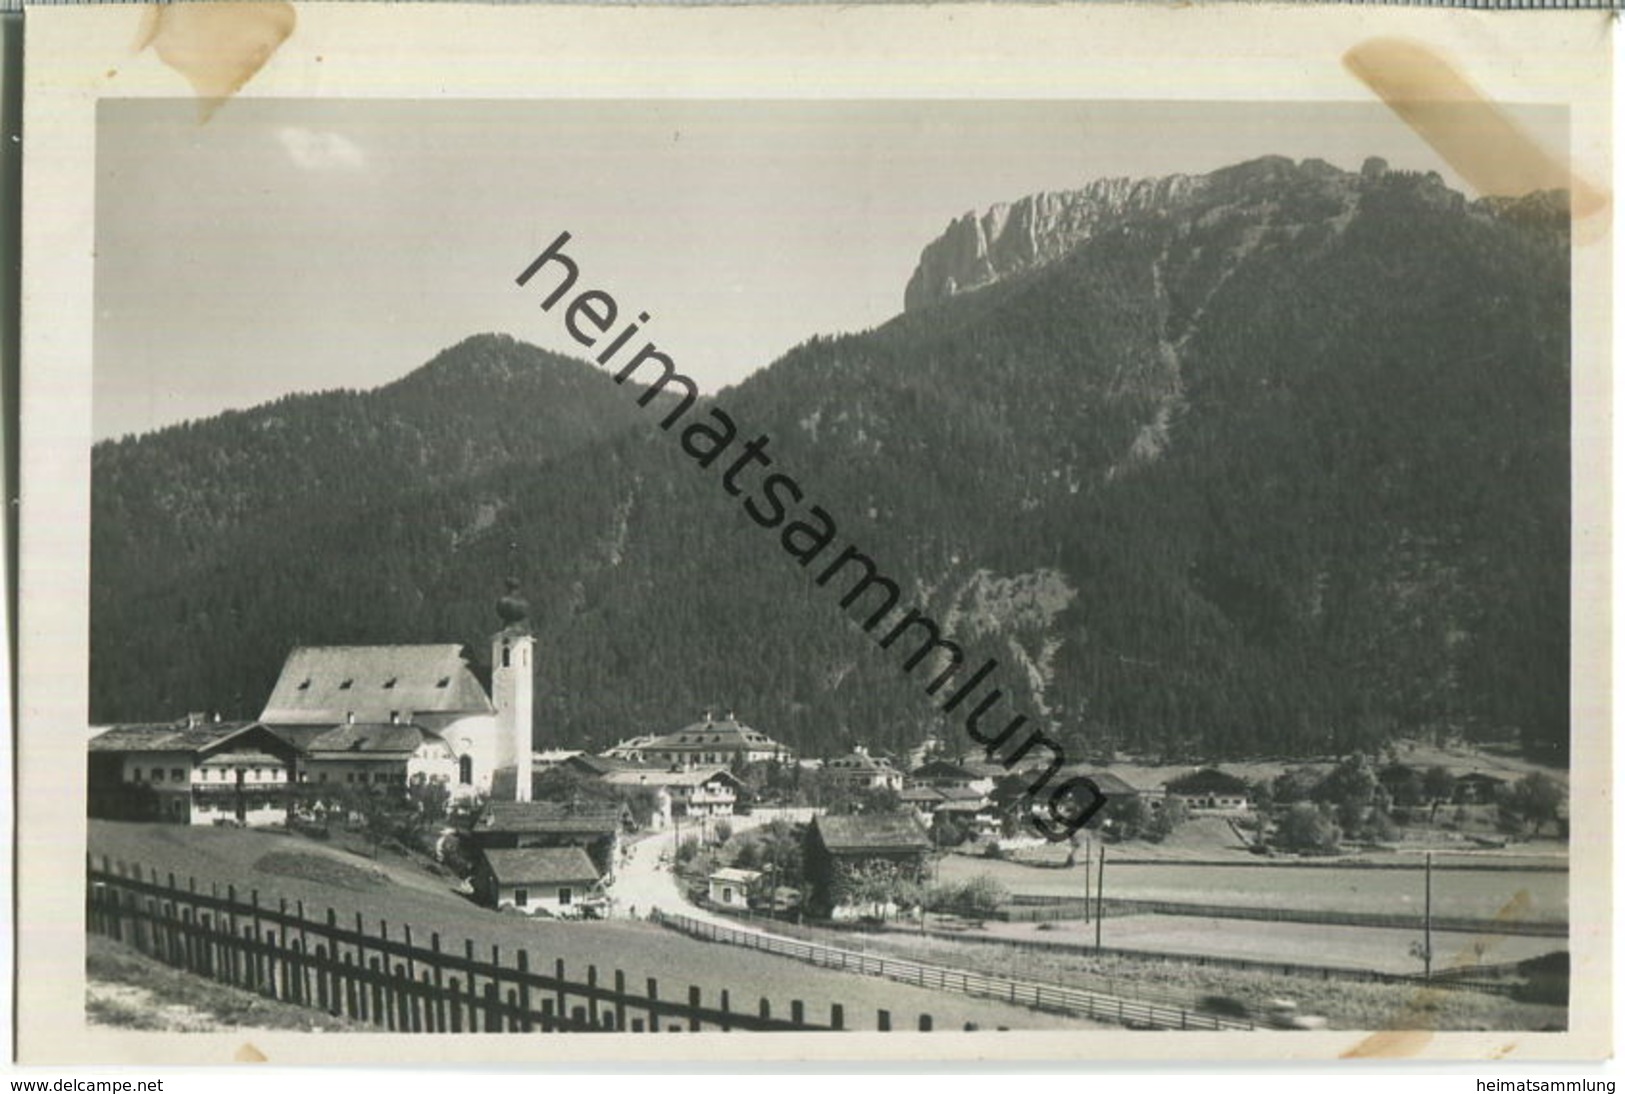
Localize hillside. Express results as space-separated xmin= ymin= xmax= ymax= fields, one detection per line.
xmin=89 ymin=156 xmax=1571 ymax=764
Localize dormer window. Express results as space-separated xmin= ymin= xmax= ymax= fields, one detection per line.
xmin=339 ymin=679 xmax=353 ymax=690
xmin=297 ymin=678 xmax=312 ymax=691
xmin=436 ymin=677 xmax=450 ymax=688
xmin=383 ymin=677 xmax=398 ymax=689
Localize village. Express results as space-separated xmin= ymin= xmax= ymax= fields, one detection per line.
xmin=85 ymin=586 xmax=1571 ymax=1034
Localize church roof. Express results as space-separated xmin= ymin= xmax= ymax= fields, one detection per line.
xmin=260 ymin=645 xmax=494 ymax=725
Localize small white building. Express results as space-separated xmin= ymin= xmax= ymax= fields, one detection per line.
xmin=478 ymin=847 xmax=602 ymax=916
xmin=707 ymin=867 xmax=762 ymax=909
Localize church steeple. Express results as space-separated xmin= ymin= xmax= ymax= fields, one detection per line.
xmin=492 ymin=577 xmax=535 ymax=801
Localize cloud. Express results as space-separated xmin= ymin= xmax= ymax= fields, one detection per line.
xmin=276 ymin=126 xmax=366 ymax=171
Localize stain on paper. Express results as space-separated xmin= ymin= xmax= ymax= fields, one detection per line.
xmin=134 ymin=3 xmax=296 ymax=122
xmin=1345 ymin=37 xmax=1608 ymax=237
xmin=1342 ymin=887 xmax=1535 ymax=1058
xmin=234 ymin=1041 xmax=268 ymax=1063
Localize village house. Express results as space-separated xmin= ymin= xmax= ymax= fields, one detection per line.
xmin=88 ymin=718 xmax=301 ymax=826
xmin=472 ymin=799 xmax=629 ymax=878
xmin=822 ymin=747 xmax=904 ymax=791
xmin=802 ymin=813 xmax=932 ymax=920
xmin=476 ymin=847 xmax=603 ymax=916
xmin=908 ymin=758 xmax=1004 ymax=797
xmin=706 ymin=867 xmax=762 ymax=910
xmin=1453 ymin=771 xmax=1509 ymax=805
xmin=1164 ymin=768 xmax=1252 ymax=812
xmin=899 ymin=784 xmax=946 ymax=823
xmin=601 ymin=765 xmax=744 ymax=822
xmin=604 ymin=711 xmax=795 ymax=768
xmin=299 ymin=716 xmax=458 ymax=790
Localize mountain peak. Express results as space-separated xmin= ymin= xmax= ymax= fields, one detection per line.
xmin=903 ymin=156 xmax=1377 ymax=312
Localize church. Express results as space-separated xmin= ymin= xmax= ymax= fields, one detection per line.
xmin=257 ymin=582 xmax=538 ymax=801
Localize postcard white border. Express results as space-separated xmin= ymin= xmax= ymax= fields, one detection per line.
xmin=18 ymin=1 xmax=1614 ymax=1065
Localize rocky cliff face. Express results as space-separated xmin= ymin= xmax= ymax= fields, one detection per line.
xmin=903 ymin=156 xmax=1422 ymax=312
xmin=905 ymin=173 xmax=1217 ymax=311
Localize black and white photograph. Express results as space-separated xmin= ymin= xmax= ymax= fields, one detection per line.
xmin=14 ymin=2 xmax=1613 ymax=1067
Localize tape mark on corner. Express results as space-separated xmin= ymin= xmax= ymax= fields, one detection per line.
xmin=134 ymin=3 xmax=297 ymax=122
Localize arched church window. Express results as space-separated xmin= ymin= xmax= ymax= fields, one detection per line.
xmin=459 ymin=755 xmax=474 ymax=785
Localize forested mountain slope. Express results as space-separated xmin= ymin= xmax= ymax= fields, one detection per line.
xmin=90 ymin=156 xmax=1570 ymax=763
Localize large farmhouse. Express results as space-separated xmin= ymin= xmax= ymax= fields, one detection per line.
xmin=605 ymin=712 xmax=794 ymax=768
xmin=87 ymin=718 xmax=301 ymax=826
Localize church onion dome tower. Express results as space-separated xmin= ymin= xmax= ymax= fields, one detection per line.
xmin=492 ymin=577 xmax=535 ymax=801
xmin=496 ymin=576 xmax=532 ymax=634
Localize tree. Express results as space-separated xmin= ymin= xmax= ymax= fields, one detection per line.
xmin=836 ymin=859 xmax=917 ymax=920
xmin=1102 ymin=794 xmax=1154 ymax=841
xmin=1273 ymin=766 xmax=1322 ymax=805
xmin=1422 ymin=766 xmax=1456 ymax=805
xmin=1506 ymin=772 xmax=1563 ymax=835
xmin=1272 ymin=802 xmax=1342 ymax=854
xmin=1314 ymin=754 xmax=1378 ymax=808
xmin=924 ymin=875 xmax=1008 ymax=919
xmin=1384 ymin=765 xmax=1425 ymax=808
xmin=1147 ymin=796 xmax=1190 ymax=842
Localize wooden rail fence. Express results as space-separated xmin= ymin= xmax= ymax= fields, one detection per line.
xmin=998 ymin=895 xmax=1567 ymax=938
xmin=650 ymin=910 xmax=1254 ymax=1031
xmin=86 ymin=858 xmax=939 ymax=1033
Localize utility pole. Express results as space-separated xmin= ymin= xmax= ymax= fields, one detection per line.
xmin=1095 ymin=843 xmax=1106 ymax=953
xmin=1083 ymin=839 xmax=1092 ymax=924
xmin=1424 ymin=850 xmax=1434 ymax=979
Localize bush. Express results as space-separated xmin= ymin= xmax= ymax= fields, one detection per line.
xmin=1273 ymin=802 xmax=1341 ymax=854
xmin=676 ymin=834 xmax=701 ymax=865
xmin=925 ymin=875 xmax=1008 ymax=918
xmin=713 ymin=820 xmax=734 ymax=846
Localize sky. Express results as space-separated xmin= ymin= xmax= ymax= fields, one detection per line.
xmin=93 ymin=98 xmax=1565 ymax=441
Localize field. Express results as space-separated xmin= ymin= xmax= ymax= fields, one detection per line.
xmin=88 ymin=821 xmax=1100 ymax=1031
xmin=938 ymin=855 xmax=1568 ymax=925
xmin=980 ymin=915 xmax=1564 ymax=974
xmin=785 ymin=927 xmax=1566 ymax=1032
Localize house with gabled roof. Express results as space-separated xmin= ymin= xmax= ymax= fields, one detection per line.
xmin=473 ymin=799 xmax=629 ymax=878
xmin=909 ymin=758 xmax=1003 ymax=796
xmin=88 ymin=717 xmax=301 ymax=826
xmin=823 ymin=747 xmax=903 ymax=791
xmin=802 ymin=813 xmax=931 ymax=919
xmin=601 ymin=764 xmax=744 ymax=821
xmin=608 ymin=711 xmax=794 ymax=768
xmin=1164 ymin=767 xmax=1252 ymax=812
xmin=476 ymin=847 xmax=603 ymax=915
xmin=300 ymin=716 xmax=458 ymax=791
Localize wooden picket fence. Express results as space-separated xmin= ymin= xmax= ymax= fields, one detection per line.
xmin=86 ymin=857 xmax=934 ymax=1033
